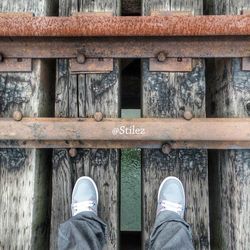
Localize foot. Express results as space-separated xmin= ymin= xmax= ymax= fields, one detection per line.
xmin=71 ymin=176 xmax=98 ymax=216
xmin=157 ymin=176 xmax=185 ymax=218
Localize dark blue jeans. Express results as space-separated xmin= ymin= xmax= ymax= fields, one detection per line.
xmin=58 ymin=211 xmax=194 ymax=250
xmin=148 ymin=211 xmax=194 ymax=250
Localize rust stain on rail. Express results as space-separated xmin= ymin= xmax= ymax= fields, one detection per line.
xmin=0 ymin=117 xmax=249 ymax=141
xmin=0 ymin=15 xmax=250 ymax=37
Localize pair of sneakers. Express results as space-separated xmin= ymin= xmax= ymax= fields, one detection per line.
xmin=71 ymin=176 xmax=185 ymax=219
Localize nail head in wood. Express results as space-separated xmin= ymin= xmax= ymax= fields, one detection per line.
xmin=76 ymin=53 xmax=86 ymax=64
xmin=94 ymin=112 xmax=103 ymax=122
xmin=69 ymin=148 xmax=77 ymax=158
xmin=157 ymin=52 xmax=167 ymax=62
xmin=183 ymin=111 xmax=193 ymax=121
xmin=13 ymin=111 xmax=23 ymax=121
xmin=162 ymin=143 xmax=172 ymax=155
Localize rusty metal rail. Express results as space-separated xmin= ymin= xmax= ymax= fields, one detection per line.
xmin=0 ymin=14 xmax=249 ymax=151
xmin=1 ymin=14 xmax=250 ymax=72
xmin=0 ymin=117 xmax=249 ymax=149
xmin=1 ymin=15 xmax=250 ymax=37
xmin=1 ymin=37 xmax=250 ymax=59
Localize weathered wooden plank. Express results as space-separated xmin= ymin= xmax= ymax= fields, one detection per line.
xmin=50 ymin=0 xmax=120 ymax=249
xmin=205 ymin=1 xmax=250 ymax=249
xmin=50 ymin=1 xmax=79 ymax=248
xmin=142 ymin=1 xmax=210 ymax=249
xmin=78 ymin=1 xmax=120 ymax=248
xmin=0 ymin=1 xmax=57 ymax=249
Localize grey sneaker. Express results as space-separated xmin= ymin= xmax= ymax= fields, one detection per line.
xmin=71 ymin=176 xmax=98 ymax=216
xmin=157 ymin=176 xmax=185 ymax=218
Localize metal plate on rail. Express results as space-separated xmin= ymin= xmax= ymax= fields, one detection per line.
xmin=0 ymin=58 xmax=32 ymax=72
xmin=70 ymin=58 xmax=113 ymax=74
xmin=149 ymin=57 xmax=193 ymax=72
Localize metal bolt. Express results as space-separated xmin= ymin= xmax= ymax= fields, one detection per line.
xmin=162 ymin=143 xmax=172 ymax=155
xmin=94 ymin=112 xmax=103 ymax=122
xmin=0 ymin=53 xmax=3 ymax=62
xmin=183 ymin=111 xmax=193 ymax=121
xmin=13 ymin=111 xmax=23 ymax=121
xmin=157 ymin=52 xmax=167 ymax=62
xmin=77 ymin=53 xmax=86 ymax=64
xmin=69 ymin=148 xmax=77 ymax=158
xmin=177 ymin=57 xmax=183 ymax=62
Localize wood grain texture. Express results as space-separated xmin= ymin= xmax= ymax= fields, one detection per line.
xmin=205 ymin=1 xmax=250 ymax=249
xmin=0 ymin=1 xmax=57 ymax=249
xmin=50 ymin=1 xmax=120 ymax=249
xmin=142 ymin=1 xmax=210 ymax=249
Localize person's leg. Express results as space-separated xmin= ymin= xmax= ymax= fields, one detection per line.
xmin=148 ymin=177 xmax=194 ymax=250
xmin=58 ymin=176 xmax=107 ymax=250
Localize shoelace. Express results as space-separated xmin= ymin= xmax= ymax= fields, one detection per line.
xmin=71 ymin=201 xmax=97 ymax=216
xmin=158 ymin=200 xmax=183 ymax=216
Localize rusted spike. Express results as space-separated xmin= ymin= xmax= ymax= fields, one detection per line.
xmin=162 ymin=143 xmax=172 ymax=155
xmin=13 ymin=111 xmax=23 ymax=121
xmin=76 ymin=53 xmax=86 ymax=64
xmin=157 ymin=52 xmax=167 ymax=62
xmin=94 ymin=112 xmax=103 ymax=122
xmin=69 ymin=148 xmax=77 ymax=158
xmin=183 ymin=111 xmax=193 ymax=121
